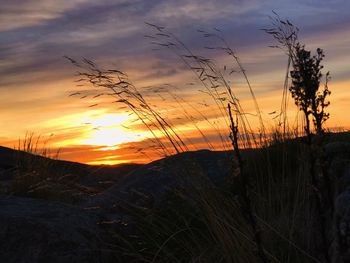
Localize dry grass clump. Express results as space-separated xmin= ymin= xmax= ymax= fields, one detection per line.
xmin=11 ymin=133 xmax=59 ymax=195
xmin=10 ymin=133 xmax=88 ymax=203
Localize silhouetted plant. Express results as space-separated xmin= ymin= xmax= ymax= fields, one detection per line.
xmin=228 ymin=103 xmax=268 ymax=263
xmin=265 ymin=14 xmax=333 ymax=263
xmin=264 ymin=15 xmax=331 ymax=137
xmin=290 ymin=43 xmax=331 ymax=137
xmin=262 ymin=11 xmax=299 ymax=134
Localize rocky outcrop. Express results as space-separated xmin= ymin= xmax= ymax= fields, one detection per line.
xmin=325 ymin=142 xmax=350 ymax=262
xmin=0 ymin=196 xmax=116 ymax=263
xmin=335 ymin=188 xmax=350 ymax=262
xmin=0 ymin=150 xmax=236 ymax=262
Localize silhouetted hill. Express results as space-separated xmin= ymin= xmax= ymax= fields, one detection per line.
xmin=0 ymin=145 xmax=142 ymax=201
xmin=1 ymin=131 xmax=350 ymax=262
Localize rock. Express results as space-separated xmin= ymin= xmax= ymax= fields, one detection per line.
xmin=335 ymin=190 xmax=350 ymax=262
xmin=336 ymin=167 xmax=350 ymax=193
xmin=325 ymin=142 xmax=350 ymax=160
xmin=330 ymin=157 xmax=350 ymax=179
xmin=326 ymin=142 xmax=350 ymax=262
xmin=0 ymin=196 xmax=116 ymax=263
xmin=325 ymin=142 xmax=350 ymax=198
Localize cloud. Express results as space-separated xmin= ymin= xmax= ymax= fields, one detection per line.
xmin=150 ymin=0 xmax=260 ymax=25
xmin=0 ymin=0 xmax=87 ymax=31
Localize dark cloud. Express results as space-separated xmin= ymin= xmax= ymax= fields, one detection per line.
xmin=2 ymin=0 xmax=349 ymax=89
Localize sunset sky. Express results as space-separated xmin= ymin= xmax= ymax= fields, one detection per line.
xmin=0 ymin=0 xmax=349 ymax=164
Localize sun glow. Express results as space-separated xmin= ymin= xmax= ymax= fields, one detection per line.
xmin=82 ymin=127 xmax=143 ymax=148
xmin=82 ymin=113 xmax=129 ymax=127
xmin=79 ymin=113 xmax=146 ymax=147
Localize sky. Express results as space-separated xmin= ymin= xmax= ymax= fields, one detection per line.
xmin=0 ymin=0 xmax=349 ymax=164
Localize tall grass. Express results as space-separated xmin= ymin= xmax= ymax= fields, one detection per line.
xmin=64 ymin=16 xmax=337 ymax=262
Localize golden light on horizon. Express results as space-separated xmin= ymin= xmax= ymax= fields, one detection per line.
xmin=86 ymin=155 xmax=127 ymax=165
xmin=81 ymin=127 xmax=142 ymax=148
xmin=79 ymin=113 xmax=138 ymax=146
